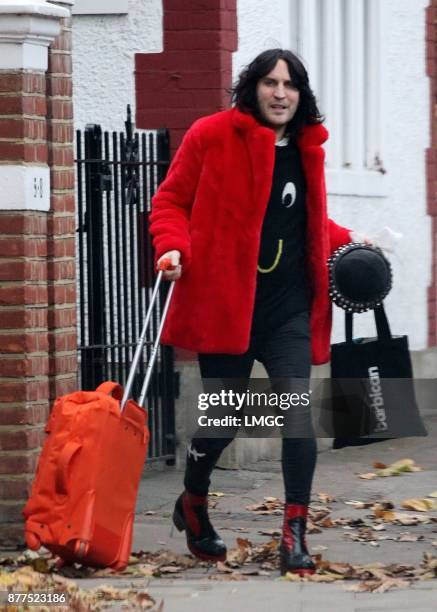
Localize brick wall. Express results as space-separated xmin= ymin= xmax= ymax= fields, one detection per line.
xmin=135 ymin=0 xmax=237 ymax=154
xmin=0 ymin=9 xmax=76 ymax=547
xmin=427 ymin=1 xmax=437 ymax=346
xmin=135 ymin=0 xmax=237 ymax=361
xmin=46 ymin=13 xmax=77 ymax=401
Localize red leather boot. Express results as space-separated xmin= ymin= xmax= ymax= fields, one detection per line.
xmin=280 ymin=503 xmax=316 ymax=576
xmin=172 ymin=491 xmax=227 ymax=562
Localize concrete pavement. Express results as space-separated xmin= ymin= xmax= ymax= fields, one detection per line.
xmin=2 ymin=415 xmax=436 ymax=611
xmin=120 ymin=412 xmax=437 ymax=611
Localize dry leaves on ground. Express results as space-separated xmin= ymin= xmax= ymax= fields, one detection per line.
xmin=0 ymin=565 xmax=163 ymax=611
xmin=316 ymin=492 xmax=335 ymax=504
xmin=373 ymin=506 xmax=437 ymax=526
xmin=219 ymin=538 xmax=437 ymax=591
xmin=344 ymin=527 xmax=426 ymax=545
xmin=358 ymin=458 xmax=423 ymax=479
xmin=245 ymin=496 xmax=283 ymax=515
xmin=125 ymin=550 xmax=200 ymax=577
xmin=376 ymin=458 xmax=422 ymax=477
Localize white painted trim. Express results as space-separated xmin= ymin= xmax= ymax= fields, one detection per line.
xmin=0 ymin=0 xmax=68 ymax=17
xmin=344 ymin=0 xmax=365 ymax=170
xmin=365 ymin=0 xmax=382 ymax=170
xmin=298 ymin=0 xmax=318 ymax=90
xmin=326 ymin=168 xmax=388 ymax=198
xmin=0 ymin=1 xmax=68 ymax=70
xmin=279 ymin=0 xmax=292 ymax=48
xmin=0 ymin=165 xmax=50 ymax=211
xmin=50 ymin=0 xmax=74 ymax=6
xmin=72 ymin=0 xmax=128 ymax=15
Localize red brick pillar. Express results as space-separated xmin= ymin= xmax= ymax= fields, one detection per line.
xmin=427 ymin=0 xmax=437 ymax=346
xmin=135 ymin=0 xmax=238 ymax=154
xmin=0 ymin=1 xmax=73 ymax=547
xmin=46 ymin=1 xmax=77 ymax=401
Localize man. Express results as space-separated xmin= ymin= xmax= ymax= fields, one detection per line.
xmin=149 ymin=49 xmax=352 ymax=576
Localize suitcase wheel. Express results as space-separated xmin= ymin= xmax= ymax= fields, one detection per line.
xmin=74 ymin=539 xmax=90 ymax=557
xmin=25 ymin=531 xmax=41 ymax=551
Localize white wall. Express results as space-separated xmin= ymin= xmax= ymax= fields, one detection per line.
xmin=72 ymin=0 xmax=163 ymax=131
xmin=235 ymin=0 xmax=431 ymax=350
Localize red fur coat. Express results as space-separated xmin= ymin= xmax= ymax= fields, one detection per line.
xmin=149 ymin=107 xmax=351 ymax=364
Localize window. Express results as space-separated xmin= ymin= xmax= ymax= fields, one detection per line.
xmin=282 ymin=0 xmax=387 ymax=197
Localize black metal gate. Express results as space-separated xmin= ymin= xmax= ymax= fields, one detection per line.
xmin=75 ymin=106 xmax=177 ymax=465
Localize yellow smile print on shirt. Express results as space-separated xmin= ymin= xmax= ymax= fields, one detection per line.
xmin=257 ymin=239 xmax=283 ymax=273
xmin=257 ymin=179 xmax=296 ymax=274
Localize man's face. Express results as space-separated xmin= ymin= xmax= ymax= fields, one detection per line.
xmin=255 ymin=59 xmax=300 ymax=139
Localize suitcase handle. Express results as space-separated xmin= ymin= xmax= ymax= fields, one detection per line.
xmin=55 ymin=441 xmax=82 ymax=495
xmin=96 ymin=381 xmax=123 ymax=400
xmin=120 ymin=258 xmax=176 ymax=411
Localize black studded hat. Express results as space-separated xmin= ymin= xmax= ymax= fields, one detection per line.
xmin=328 ymin=243 xmax=393 ymax=313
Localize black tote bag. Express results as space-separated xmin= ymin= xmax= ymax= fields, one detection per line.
xmin=324 ymin=305 xmax=427 ymax=448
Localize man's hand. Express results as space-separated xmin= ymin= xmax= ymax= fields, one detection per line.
xmin=157 ymin=250 xmax=182 ymax=281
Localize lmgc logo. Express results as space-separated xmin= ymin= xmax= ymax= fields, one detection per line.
xmin=367 ymin=366 xmax=388 ymax=432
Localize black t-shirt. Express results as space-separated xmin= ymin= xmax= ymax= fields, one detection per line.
xmin=251 ymin=139 xmax=309 ymax=333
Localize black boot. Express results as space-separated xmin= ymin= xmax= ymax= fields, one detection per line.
xmin=172 ymin=491 xmax=227 ymax=562
xmin=279 ymin=503 xmax=315 ymax=576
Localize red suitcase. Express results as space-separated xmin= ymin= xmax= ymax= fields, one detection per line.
xmin=23 ymin=263 xmax=175 ymax=570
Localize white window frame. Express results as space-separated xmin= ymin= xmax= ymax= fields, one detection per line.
xmin=280 ymin=0 xmax=388 ymax=198
xmin=72 ymin=0 xmax=129 ymax=15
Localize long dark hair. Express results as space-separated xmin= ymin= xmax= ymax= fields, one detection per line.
xmin=231 ymin=49 xmax=323 ymax=139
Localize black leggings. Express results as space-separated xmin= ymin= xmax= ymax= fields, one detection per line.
xmin=184 ymin=312 xmax=317 ymax=506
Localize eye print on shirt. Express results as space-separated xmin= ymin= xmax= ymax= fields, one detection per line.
xmin=257 ymin=181 xmax=297 ymax=274
xmin=282 ymin=181 xmax=296 ymax=208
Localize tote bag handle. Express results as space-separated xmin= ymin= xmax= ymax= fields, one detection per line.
xmin=345 ymin=305 xmax=392 ymax=344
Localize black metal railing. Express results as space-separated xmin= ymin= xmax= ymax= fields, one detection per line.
xmin=75 ymin=106 xmax=177 ymax=464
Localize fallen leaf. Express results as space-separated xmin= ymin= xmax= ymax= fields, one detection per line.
xmin=209 ymin=491 xmax=225 ymax=497
xmin=158 ymin=565 xmax=182 ymax=574
xmin=401 ymin=498 xmax=437 ymax=512
xmin=373 ymin=461 xmax=387 ymax=469
xmin=374 ymin=578 xmax=410 ymax=593
xmin=376 ymin=458 xmax=422 ymax=477
xmin=320 ymin=517 xmax=335 ymax=528
xmin=374 ymin=500 xmax=395 ymax=510
xmin=326 ymin=562 xmax=354 ymax=576
xmin=345 ymin=500 xmax=374 ymax=509
xmin=428 ymin=491 xmax=437 ymax=498
xmin=398 ymin=534 xmax=424 ymax=542
xmin=377 ymin=468 xmax=401 ymax=477
xmin=282 ymin=571 xmax=302 ymax=582
xmin=307 ymin=573 xmax=337 ymax=582
xmin=216 ymin=561 xmax=233 ymax=573
xmin=359 ymin=473 xmax=377 ymax=480
xmin=246 ymin=497 xmax=283 ymax=514
xmin=317 ymin=492 xmax=335 ymax=504
xmin=346 ymin=578 xmax=409 ymax=593
xmin=307 ymin=520 xmax=322 ymax=534
xmin=133 ymin=591 xmax=161 ymax=610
